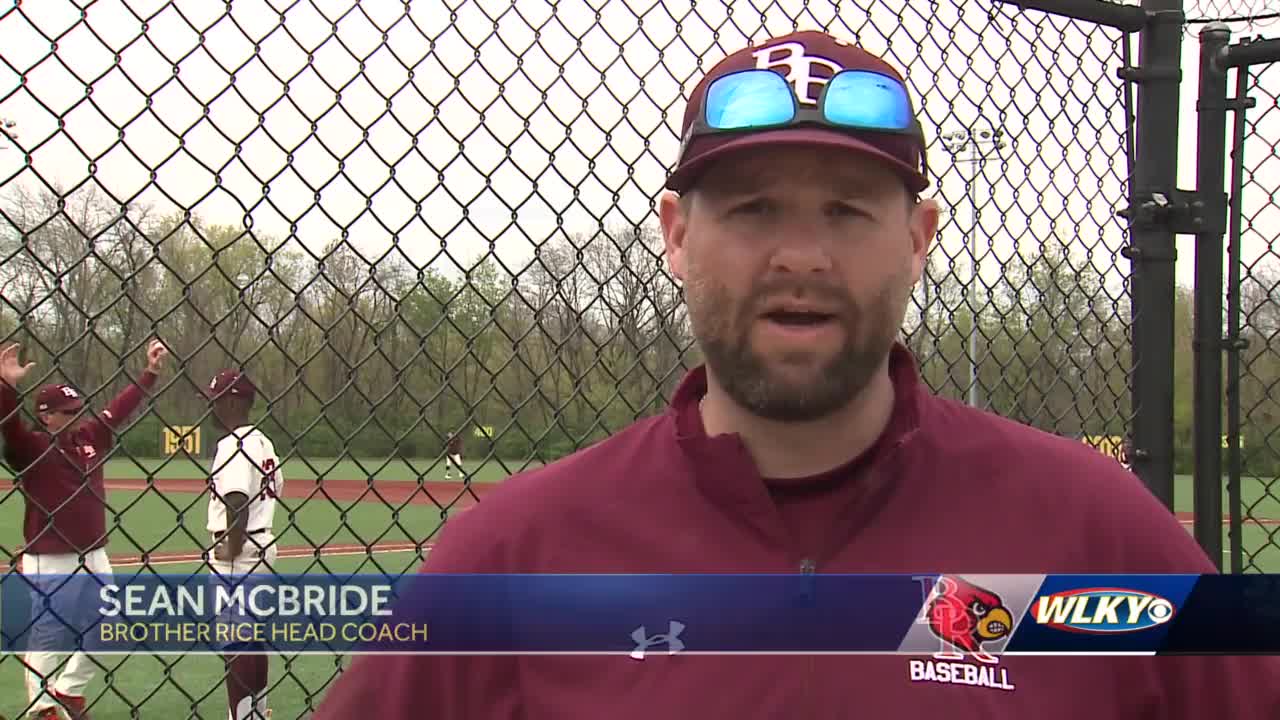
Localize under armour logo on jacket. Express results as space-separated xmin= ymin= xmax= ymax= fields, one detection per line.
xmin=630 ymin=621 xmax=686 ymax=660
xmin=751 ymin=41 xmax=841 ymax=104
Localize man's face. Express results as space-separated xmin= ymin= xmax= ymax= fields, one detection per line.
xmin=39 ymin=409 xmax=80 ymax=435
xmin=211 ymin=397 xmax=236 ymax=431
xmin=659 ymin=145 xmax=938 ymax=421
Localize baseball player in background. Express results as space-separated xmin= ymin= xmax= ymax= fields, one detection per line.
xmin=0 ymin=339 xmax=168 ymax=720
xmin=443 ymin=429 xmax=464 ymax=481
xmin=201 ymin=369 xmax=282 ymax=720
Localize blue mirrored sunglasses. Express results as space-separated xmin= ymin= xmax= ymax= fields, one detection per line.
xmin=679 ymin=68 xmax=928 ymax=174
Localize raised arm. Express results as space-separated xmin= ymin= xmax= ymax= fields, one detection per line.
xmin=96 ymin=339 xmax=169 ymax=435
xmin=98 ymin=371 xmax=157 ymax=433
xmin=0 ymin=343 xmax=49 ymax=468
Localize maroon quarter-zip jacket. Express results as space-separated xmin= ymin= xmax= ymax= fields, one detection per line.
xmin=314 ymin=345 xmax=1280 ymax=719
xmin=1 ymin=372 xmax=157 ymax=555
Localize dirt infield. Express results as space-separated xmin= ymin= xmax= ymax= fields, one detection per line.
xmin=1174 ymin=513 xmax=1279 ymax=527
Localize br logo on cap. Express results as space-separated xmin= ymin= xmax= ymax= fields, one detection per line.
xmin=61 ymin=387 xmax=78 ymax=398
xmin=752 ymin=41 xmax=841 ymax=105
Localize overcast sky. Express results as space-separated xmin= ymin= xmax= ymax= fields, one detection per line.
xmin=0 ymin=0 xmax=1276 ymax=299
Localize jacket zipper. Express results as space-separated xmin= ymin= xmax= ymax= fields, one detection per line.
xmin=792 ymin=446 xmax=905 ymax=719
xmin=800 ymin=557 xmax=817 ymax=717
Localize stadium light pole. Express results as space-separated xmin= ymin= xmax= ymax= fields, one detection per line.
xmin=941 ymin=125 xmax=1006 ymax=409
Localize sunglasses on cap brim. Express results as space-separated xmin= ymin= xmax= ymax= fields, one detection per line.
xmin=678 ymin=67 xmax=930 ymax=177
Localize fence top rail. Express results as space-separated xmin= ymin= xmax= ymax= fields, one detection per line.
xmin=1224 ymin=36 xmax=1280 ymax=67
xmin=994 ymin=0 xmax=1151 ymax=32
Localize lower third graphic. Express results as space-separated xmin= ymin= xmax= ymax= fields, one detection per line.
xmin=630 ymin=621 xmax=686 ymax=660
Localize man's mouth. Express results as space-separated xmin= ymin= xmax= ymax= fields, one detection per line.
xmin=762 ymin=310 xmax=835 ymax=326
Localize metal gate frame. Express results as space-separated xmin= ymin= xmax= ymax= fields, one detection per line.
xmin=1005 ymin=0 xmax=1280 ymax=573
xmin=1190 ymin=27 xmax=1280 ymax=573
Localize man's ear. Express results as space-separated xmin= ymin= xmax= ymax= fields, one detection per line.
xmin=908 ymin=197 xmax=941 ymax=284
xmin=658 ymin=190 xmax=689 ymax=282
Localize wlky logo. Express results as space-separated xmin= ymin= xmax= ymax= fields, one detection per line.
xmin=630 ymin=621 xmax=686 ymax=660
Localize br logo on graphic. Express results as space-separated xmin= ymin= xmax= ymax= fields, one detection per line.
xmin=1032 ymin=588 xmax=1175 ymax=633
xmin=910 ymin=576 xmax=1017 ymax=692
xmin=630 ymin=621 xmax=685 ymax=660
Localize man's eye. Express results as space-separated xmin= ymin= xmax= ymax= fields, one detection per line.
xmin=830 ymin=203 xmax=866 ymax=217
xmin=731 ymin=199 xmax=771 ymax=215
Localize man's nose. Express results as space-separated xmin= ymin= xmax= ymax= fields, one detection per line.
xmin=768 ymin=228 xmax=834 ymax=274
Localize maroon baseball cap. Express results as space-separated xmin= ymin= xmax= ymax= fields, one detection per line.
xmin=665 ymin=30 xmax=929 ymax=194
xmin=202 ymin=370 xmax=256 ymax=401
xmin=35 ymin=384 xmax=84 ymax=413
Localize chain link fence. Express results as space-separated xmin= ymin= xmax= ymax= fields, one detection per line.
xmin=0 ymin=0 xmax=1274 ymax=717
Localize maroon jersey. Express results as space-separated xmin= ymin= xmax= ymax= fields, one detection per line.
xmin=447 ymin=433 xmax=463 ymax=455
xmin=312 ymin=345 xmax=1280 ymax=720
xmin=1 ymin=372 xmax=156 ymax=555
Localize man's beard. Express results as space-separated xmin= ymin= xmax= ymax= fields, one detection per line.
xmin=686 ymin=271 xmax=908 ymax=422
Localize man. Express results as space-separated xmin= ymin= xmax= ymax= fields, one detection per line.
xmin=0 ymin=339 xmax=168 ymax=720
xmin=443 ymin=429 xmax=464 ymax=481
xmin=202 ymin=369 xmax=282 ymax=720
xmin=312 ymin=31 xmax=1280 ymax=718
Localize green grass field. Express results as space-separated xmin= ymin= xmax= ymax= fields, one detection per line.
xmin=0 ymin=553 xmax=418 ymax=720
xmin=0 ymin=457 xmax=1274 ymax=514
xmin=0 ymin=490 xmax=450 ymax=562
xmin=0 ymin=456 xmax=530 ymax=484
xmin=0 ymin=458 xmax=1275 ymax=719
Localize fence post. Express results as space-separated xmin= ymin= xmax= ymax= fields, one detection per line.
xmin=1224 ymin=57 xmax=1251 ymax=575
xmin=1124 ymin=0 xmax=1185 ymax=511
xmin=1191 ymin=22 xmax=1232 ymax=569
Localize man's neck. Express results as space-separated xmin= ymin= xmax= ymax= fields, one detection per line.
xmin=699 ymin=363 xmax=896 ymax=480
xmin=221 ymin=422 xmax=251 ymax=435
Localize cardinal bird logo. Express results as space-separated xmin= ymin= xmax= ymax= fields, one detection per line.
xmin=926 ymin=576 xmax=1014 ymax=665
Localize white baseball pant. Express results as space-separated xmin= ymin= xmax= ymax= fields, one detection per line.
xmin=21 ymin=548 xmax=113 ymax=716
xmin=444 ymin=453 xmax=464 ymax=479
